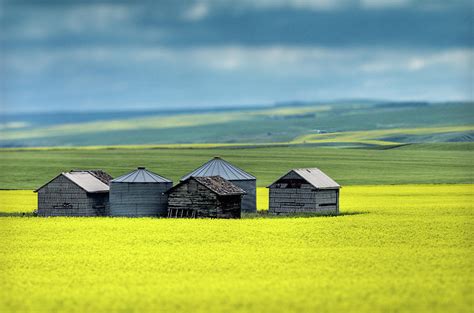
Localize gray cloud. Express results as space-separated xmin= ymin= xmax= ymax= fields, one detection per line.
xmin=0 ymin=0 xmax=472 ymax=112
xmin=2 ymin=0 xmax=471 ymax=48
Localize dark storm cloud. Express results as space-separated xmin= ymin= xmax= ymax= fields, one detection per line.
xmin=1 ymin=0 xmax=471 ymax=49
xmin=154 ymin=8 xmax=471 ymax=48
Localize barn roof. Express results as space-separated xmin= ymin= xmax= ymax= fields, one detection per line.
xmin=180 ymin=157 xmax=256 ymax=181
xmin=35 ymin=170 xmax=111 ymax=193
xmin=269 ymin=168 xmax=340 ymax=189
xmin=111 ymin=167 xmax=172 ymax=183
xmin=63 ymin=172 xmax=110 ymax=193
xmin=82 ymin=170 xmax=113 ymax=185
xmin=167 ymin=176 xmax=246 ymax=196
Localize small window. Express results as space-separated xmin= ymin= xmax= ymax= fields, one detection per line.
xmin=53 ymin=203 xmax=73 ymax=209
xmin=319 ymin=203 xmax=336 ymax=207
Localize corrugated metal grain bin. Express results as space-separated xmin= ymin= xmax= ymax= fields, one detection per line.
xmin=110 ymin=167 xmax=172 ymax=217
xmin=180 ymin=157 xmax=257 ymax=213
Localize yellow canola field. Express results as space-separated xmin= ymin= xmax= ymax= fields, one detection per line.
xmin=0 ymin=184 xmax=472 ymax=313
xmin=1 ymin=184 xmax=471 ymax=213
xmin=0 ymin=190 xmax=36 ymax=213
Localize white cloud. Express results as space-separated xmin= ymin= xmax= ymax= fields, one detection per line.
xmin=5 ymin=45 xmax=472 ymax=79
xmin=360 ymin=49 xmax=472 ymax=73
xmin=62 ymin=4 xmax=134 ymax=32
xmin=3 ymin=4 xmax=137 ymax=40
xmin=3 ymin=45 xmax=471 ymax=109
xmin=201 ymin=0 xmax=437 ymax=12
xmin=199 ymin=0 xmax=348 ymax=11
xmin=182 ymin=2 xmax=210 ymax=21
xmin=248 ymin=0 xmax=347 ymax=10
xmin=361 ymin=0 xmax=411 ymax=9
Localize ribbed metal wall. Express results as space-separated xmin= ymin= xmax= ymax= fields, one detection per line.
xmin=110 ymin=182 xmax=172 ymax=217
xmin=230 ymin=179 xmax=256 ymax=213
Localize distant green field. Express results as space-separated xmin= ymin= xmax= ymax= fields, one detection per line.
xmin=1 ymin=101 xmax=472 ymax=147
xmin=0 ymin=144 xmax=472 ymax=189
xmin=1 ymin=184 xmax=472 ymax=313
xmin=293 ymin=126 xmax=474 ymax=146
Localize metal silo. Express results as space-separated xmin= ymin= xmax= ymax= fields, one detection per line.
xmin=180 ymin=157 xmax=257 ymax=213
xmin=110 ymin=167 xmax=172 ymax=217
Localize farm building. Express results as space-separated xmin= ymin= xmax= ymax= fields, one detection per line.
xmin=35 ymin=170 xmax=112 ymax=217
xmin=181 ymin=157 xmax=256 ymax=213
xmin=109 ymin=167 xmax=172 ymax=217
xmin=166 ymin=176 xmax=246 ymax=218
xmin=268 ymin=168 xmax=340 ymax=215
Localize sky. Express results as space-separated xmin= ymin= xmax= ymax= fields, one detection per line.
xmin=0 ymin=0 xmax=472 ymax=112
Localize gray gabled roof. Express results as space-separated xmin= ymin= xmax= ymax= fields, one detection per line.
xmin=111 ymin=167 xmax=172 ymax=183
xmin=180 ymin=157 xmax=256 ymax=181
xmin=63 ymin=172 xmax=110 ymax=193
xmin=36 ymin=170 xmax=111 ymax=193
xmin=269 ymin=168 xmax=340 ymax=189
xmin=78 ymin=170 xmax=113 ymax=185
xmin=167 ymin=176 xmax=246 ymax=196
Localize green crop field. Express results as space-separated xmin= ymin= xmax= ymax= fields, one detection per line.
xmin=1 ymin=184 xmax=472 ymax=313
xmin=0 ymin=144 xmax=473 ymax=189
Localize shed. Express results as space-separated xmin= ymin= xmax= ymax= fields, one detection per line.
xmin=268 ymin=168 xmax=341 ymax=215
xmin=35 ymin=170 xmax=112 ymax=216
xmin=166 ymin=176 xmax=246 ymax=218
xmin=109 ymin=167 xmax=172 ymax=217
xmin=180 ymin=157 xmax=256 ymax=213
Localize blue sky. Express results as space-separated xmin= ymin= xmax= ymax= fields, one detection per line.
xmin=1 ymin=0 xmax=472 ymax=112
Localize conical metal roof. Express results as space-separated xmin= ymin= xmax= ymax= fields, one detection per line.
xmin=112 ymin=167 xmax=172 ymax=183
xmin=180 ymin=157 xmax=256 ymax=181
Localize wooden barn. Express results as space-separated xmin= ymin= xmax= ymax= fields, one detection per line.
xmin=180 ymin=157 xmax=256 ymax=213
xmin=268 ymin=168 xmax=340 ymax=215
xmin=35 ymin=170 xmax=112 ymax=217
xmin=166 ymin=176 xmax=246 ymax=218
xmin=109 ymin=167 xmax=172 ymax=217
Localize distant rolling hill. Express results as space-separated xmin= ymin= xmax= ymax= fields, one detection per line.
xmin=0 ymin=101 xmax=472 ymax=147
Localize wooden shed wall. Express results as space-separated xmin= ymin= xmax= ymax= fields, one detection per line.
xmin=37 ymin=175 xmax=109 ymax=216
xmin=268 ymin=171 xmax=339 ymax=215
xmin=167 ymin=180 xmax=241 ymax=218
xmin=231 ymin=179 xmax=256 ymax=213
xmin=109 ymin=182 xmax=172 ymax=217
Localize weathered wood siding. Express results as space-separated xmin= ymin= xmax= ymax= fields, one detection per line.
xmin=37 ymin=175 xmax=109 ymax=216
xmin=109 ymin=182 xmax=172 ymax=217
xmin=269 ymin=172 xmax=339 ymax=215
xmin=231 ymin=180 xmax=256 ymax=213
xmin=167 ymin=180 xmax=241 ymax=218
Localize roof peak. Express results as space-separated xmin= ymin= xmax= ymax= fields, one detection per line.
xmin=294 ymin=167 xmax=320 ymax=172
xmin=112 ymin=167 xmax=172 ymax=183
xmin=268 ymin=168 xmax=340 ymax=189
xmin=180 ymin=157 xmax=256 ymax=181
